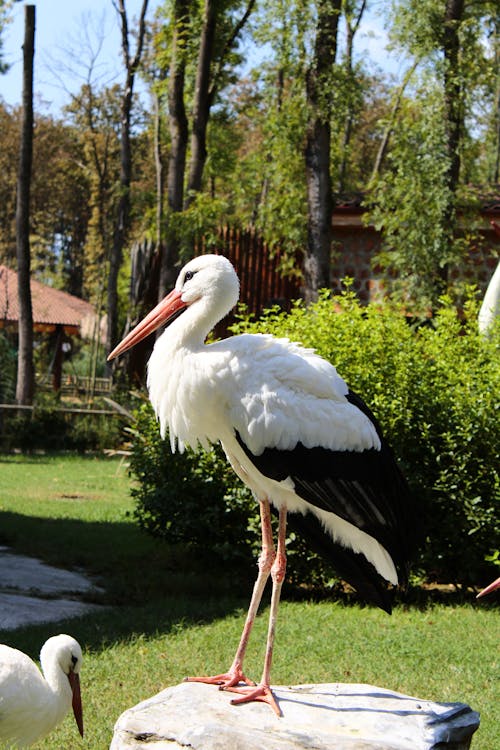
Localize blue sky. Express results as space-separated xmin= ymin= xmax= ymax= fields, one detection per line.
xmin=1 ymin=1 xmax=403 ymax=114
xmin=1 ymin=0 xmax=162 ymax=112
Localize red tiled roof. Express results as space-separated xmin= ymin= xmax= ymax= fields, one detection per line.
xmin=0 ymin=265 xmax=95 ymax=332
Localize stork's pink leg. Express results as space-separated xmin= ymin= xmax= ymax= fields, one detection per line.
xmin=224 ymin=504 xmax=287 ymax=716
xmin=185 ymin=499 xmax=276 ymax=689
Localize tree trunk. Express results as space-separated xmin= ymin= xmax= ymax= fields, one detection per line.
xmin=15 ymin=4 xmax=35 ymax=406
xmin=184 ymin=0 xmax=256 ymax=207
xmin=304 ymin=0 xmax=341 ymax=303
xmin=153 ymin=87 xmax=165 ymax=263
xmin=159 ymin=0 xmax=190 ymax=300
xmin=184 ymin=0 xmax=217 ymax=205
xmin=107 ymin=0 xmax=149 ymax=362
xmin=440 ymin=0 xmax=465 ymax=287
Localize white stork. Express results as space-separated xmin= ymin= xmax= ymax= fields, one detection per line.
xmin=0 ymin=634 xmax=83 ymax=747
xmin=109 ymin=254 xmax=417 ymax=716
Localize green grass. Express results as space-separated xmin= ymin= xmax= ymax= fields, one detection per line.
xmin=0 ymin=454 xmax=498 ymax=749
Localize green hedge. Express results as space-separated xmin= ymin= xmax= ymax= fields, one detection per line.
xmin=129 ymin=289 xmax=500 ymax=589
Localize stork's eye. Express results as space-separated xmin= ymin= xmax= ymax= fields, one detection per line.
xmin=184 ymin=270 xmax=196 ymax=283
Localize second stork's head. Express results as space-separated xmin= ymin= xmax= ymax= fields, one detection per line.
xmin=108 ymin=254 xmax=240 ymax=360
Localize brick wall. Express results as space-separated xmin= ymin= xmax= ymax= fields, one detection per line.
xmin=331 ymin=206 xmax=500 ymax=304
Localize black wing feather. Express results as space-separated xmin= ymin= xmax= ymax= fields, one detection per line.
xmin=234 ymin=389 xmax=419 ymax=610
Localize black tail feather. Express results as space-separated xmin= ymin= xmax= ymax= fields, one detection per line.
xmin=286 ymin=510 xmax=395 ymax=614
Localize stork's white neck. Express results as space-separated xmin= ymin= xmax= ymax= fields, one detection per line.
xmin=40 ymin=649 xmax=72 ymax=709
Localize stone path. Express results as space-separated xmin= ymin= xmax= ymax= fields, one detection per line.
xmin=0 ymin=545 xmax=105 ymax=631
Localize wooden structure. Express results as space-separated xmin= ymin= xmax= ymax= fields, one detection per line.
xmin=197 ymin=227 xmax=302 ymax=323
xmin=0 ymin=265 xmax=99 ymax=391
xmin=331 ymin=192 xmax=500 ymax=302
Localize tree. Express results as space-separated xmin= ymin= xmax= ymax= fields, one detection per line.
xmin=65 ymin=84 xmax=121 ymax=304
xmin=336 ymin=0 xmax=366 ymax=193
xmin=366 ymin=0 xmax=498 ymax=310
xmin=156 ymin=0 xmax=256 ymax=299
xmin=185 ymin=0 xmax=255 ymax=203
xmin=0 ymin=0 xmax=15 ymax=74
xmin=15 ymin=4 xmax=35 ymax=405
xmin=107 ymin=0 xmax=149 ymax=362
xmin=159 ymin=0 xmax=190 ymax=298
xmin=303 ymin=0 xmax=341 ymax=302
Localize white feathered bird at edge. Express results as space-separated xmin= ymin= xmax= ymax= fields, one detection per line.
xmin=0 ymin=634 xmax=84 ymax=747
xmin=108 ymin=254 xmax=418 ymax=716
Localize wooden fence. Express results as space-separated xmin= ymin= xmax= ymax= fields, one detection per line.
xmin=196 ymin=227 xmax=302 ymax=321
xmin=37 ymin=374 xmax=113 ymax=397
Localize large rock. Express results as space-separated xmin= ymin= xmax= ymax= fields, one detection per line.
xmin=110 ymin=681 xmax=480 ymax=750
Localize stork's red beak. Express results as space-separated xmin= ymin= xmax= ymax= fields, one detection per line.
xmin=107 ymin=289 xmax=186 ymax=361
xmin=476 ymin=576 xmax=500 ymax=599
xmin=68 ymin=671 xmax=84 ymax=738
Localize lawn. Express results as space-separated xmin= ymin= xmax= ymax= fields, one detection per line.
xmin=0 ymin=453 xmax=498 ymax=749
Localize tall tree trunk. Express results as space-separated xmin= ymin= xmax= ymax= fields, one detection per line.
xmin=153 ymin=87 xmax=165 ymax=262
xmin=304 ymin=0 xmax=341 ymax=303
xmin=15 ymin=4 xmax=35 ymax=406
xmin=185 ymin=0 xmax=256 ymax=206
xmin=440 ymin=0 xmax=464 ymax=287
xmin=184 ymin=0 xmax=217 ymax=205
xmin=159 ymin=0 xmax=190 ymax=300
xmin=107 ymin=0 xmax=149 ymax=362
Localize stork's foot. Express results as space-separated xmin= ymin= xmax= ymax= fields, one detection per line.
xmin=224 ymin=683 xmax=282 ymax=717
xmin=184 ymin=666 xmax=256 ymax=690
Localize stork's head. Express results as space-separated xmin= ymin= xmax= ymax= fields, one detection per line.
xmin=108 ymin=254 xmax=240 ymax=360
xmin=41 ymin=634 xmax=84 ymax=737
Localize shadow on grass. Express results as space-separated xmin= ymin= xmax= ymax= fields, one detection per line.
xmin=0 ymin=508 xmax=257 ymax=661
xmin=1 ymin=509 xmax=497 ymax=662
xmin=0 ymin=510 xmax=256 ymax=596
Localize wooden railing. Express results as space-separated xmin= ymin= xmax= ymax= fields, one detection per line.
xmin=37 ymin=375 xmax=113 ymax=396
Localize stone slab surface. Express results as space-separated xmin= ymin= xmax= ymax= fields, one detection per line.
xmin=0 ymin=591 xmax=104 ymax=630
xmin=0 ymin=547 xmax=101 ymax=595
xmin=110 ymin=681 xmax=480 ymax=750
xmin=0 ymin=546 xmax=105 ymax=631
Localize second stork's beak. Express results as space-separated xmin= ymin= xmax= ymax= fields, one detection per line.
xmin=68 ymin=671 xmax=84 ymax=738
xmin=107 ymin=289 xmax=186 ymax=361
xmin=476 ymin=576 xmax=500 ymax=599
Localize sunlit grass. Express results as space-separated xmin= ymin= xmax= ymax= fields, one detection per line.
xmin=0 ymin=454 xmax=497 ymax=749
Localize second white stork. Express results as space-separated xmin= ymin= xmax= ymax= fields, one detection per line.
xmin=0 ymin=634 xmax=83 ymax=747
xmin=108 ymin=254 xmax=418 ymax=716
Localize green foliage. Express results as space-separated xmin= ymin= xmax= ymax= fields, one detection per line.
xmin=0 ymin=0 xmax=14 ymax=75
xmin=128 ymin=402 xmax=258 ymax=567
xmin=367 ymin=91 xmax=458 ymax=310
xmin=0 ymin=331 xmax=16 ymax=402
xmin=232 ymin=289 xmax=500 ymax=586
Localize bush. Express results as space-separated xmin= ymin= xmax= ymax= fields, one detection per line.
xmin=231 ymin=288 xmax=500 ymax=587
xmin=1 ymin=394 xmax=124 ymax=452
xmin=128 ymin=402 xmax=258 ymax=567
xmin=129 ymin=289 xmax=499 ymax=589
